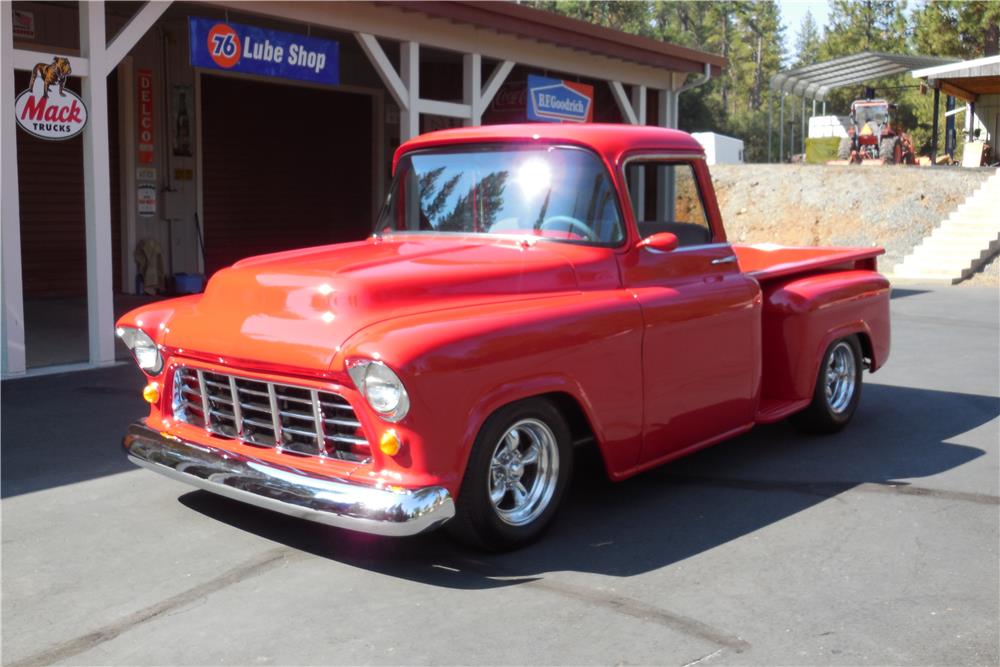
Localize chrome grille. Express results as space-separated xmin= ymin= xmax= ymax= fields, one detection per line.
xmin=172 ymin=367 xmax=370 ymax=462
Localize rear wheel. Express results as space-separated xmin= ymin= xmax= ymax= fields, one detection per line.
xmin=792 ymin=336 xmax=863 ymax=434
xmin=879 ymin=137 xmax=898 ymax=163
xmin=447 ymin=398 xmax=572 ymax=551
xmin=837 ymin=137 xmax=851 ymax=160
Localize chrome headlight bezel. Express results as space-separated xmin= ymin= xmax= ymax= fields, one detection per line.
xmin=347 ymin=359 xmax=410 ymax=422
xmin=116 ymin=326 xmax=163 ymax=375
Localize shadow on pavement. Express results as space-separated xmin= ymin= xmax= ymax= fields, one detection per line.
xmin=1 ymin=365 xmax=147 ymax=498
xmin=889 ymin=288 xmax=930 ymax=300
xmin=179 ymin=382 xmax=997 ymax=587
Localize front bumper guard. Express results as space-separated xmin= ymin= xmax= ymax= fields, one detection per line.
xmin=122 ymin=421 xmax=455 ymax=536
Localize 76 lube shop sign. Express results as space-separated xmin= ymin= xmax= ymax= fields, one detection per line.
xmin=189 ymin=18 xmax=339 ymax=85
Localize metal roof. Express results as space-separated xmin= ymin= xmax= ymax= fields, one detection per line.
xmin=770 ymin=51 xmax=958 ymax=101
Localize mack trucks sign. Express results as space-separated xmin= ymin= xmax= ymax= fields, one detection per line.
xmin=14 ymin=56 xmax=88 ymax=141
xmin=189 ymin=18 xmax=339 ymax=86
xmin=526 ymin=75 xmax=593 ymax=123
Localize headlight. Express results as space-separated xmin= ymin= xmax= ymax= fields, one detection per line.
xmin=116 ymin=326 xmax=163 ymax=374
xmin=347 ymin=360 xmax=410 ymax=422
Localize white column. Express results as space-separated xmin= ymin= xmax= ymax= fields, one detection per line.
xmin=463 ymin=52 xmax=481 ymax=126
xmin=79 ymin=1 xmax=116 ymax=365
xmin=630 ymin=85 xmax=647 ymax=220
xmin=1 ymin=1 xmax=26 ymax=376
xmin=400 ymin=41 xmax=419 ymax=141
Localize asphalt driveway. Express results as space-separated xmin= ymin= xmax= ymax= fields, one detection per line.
xmin=2 ymin=284 xmax=998 ymax=666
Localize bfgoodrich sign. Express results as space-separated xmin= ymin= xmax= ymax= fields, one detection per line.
xmin=526 ymin=74 xmax=593 ymax=123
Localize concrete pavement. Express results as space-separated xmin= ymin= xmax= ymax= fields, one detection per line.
xmin=2 ymin=285 xmax=997 ymax=666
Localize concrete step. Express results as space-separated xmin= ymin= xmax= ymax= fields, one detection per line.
xmin=894 ymin=170 xmax=1000 ymax=283
xmin=911 ymin=244 xmax=998 ymax=262
xmin=929 ymin=228 xmax=1000 ymax=242
xmin=897 ymin=258 xmax=973 ymax=276
xmin=935 ymin=219 xmax=1000 ymax=233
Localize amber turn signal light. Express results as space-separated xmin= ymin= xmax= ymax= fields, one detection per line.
xmin=379 ymin=429 xmax=402 ymax=456
xmin=142 ymin=382 xmax=160 ymax=404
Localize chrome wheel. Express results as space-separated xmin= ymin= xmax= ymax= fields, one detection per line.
xmin=488 ymin=418 xmax=559 ymax=526
xmin=825 ymin=341 xmax=857 ymax=414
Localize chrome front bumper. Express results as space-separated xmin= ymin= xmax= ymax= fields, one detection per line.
xmin=122 ymin=421 xmax=455 ymax=536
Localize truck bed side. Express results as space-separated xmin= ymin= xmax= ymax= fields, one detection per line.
xmin=737 ymin=244 xmax=891 ymax=424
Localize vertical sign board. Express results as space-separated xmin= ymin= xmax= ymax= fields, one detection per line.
xmin=526 ymin=75 xmax=594 ymax=123
xmin=137 ymin=69 xmax=154 ymax=164
xmin=188 ymin=18 xmax=340 ymax=85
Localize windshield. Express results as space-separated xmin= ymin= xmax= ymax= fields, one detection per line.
xmin=853 ymin=103 xmax=889 ymax=127
xmin=375 ymin=145 xmax=624 ymax=245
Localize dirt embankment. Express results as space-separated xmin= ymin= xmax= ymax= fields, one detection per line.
xmin=710 ymin=164 xmax=995 ymax=275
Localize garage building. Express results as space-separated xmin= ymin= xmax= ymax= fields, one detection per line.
xmin=1 ymin=1 xmax=725 ymax=377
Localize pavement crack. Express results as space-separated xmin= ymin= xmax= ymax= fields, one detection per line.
xmin=682 ymin=648 xmax=724 ymax=667
xmin=458 ymin=558 xmax=749 ymax=652
xmin=9 ymin=547 xmax=292 ymax=667
xmin=664 ymin=474 xmax=999 ymax=506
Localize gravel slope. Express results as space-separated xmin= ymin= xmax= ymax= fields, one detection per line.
xmin=710 ymin=164 xmax=995 ymax=278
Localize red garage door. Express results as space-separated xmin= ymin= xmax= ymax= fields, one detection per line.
xmin=201 ymin=76 xmax=374 ymax=276
xmin=15 ymin=71 xmax=122 ymax=296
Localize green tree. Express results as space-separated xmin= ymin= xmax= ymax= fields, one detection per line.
xmin=912 ymin=0 xmax=1000 ymax=58
xmin=794 ymin=10 xmax=823 ymax=67
xmin=821 ymin=0 xmax=909 ymax=57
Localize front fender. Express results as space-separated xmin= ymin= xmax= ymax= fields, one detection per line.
xmin=337 ymin=291 xmax=645 ymax=495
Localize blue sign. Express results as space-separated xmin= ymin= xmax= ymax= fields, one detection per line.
xmin=526 ymin=74 xmax=593 ymax=123
xmin=189 ymin=18 xmax=339 ymax=86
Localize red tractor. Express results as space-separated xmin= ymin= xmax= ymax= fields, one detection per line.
xmin=838 ymin=98 xmax=916 ymax=165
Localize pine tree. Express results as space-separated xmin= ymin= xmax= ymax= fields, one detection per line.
xmin=821 ymin=0 xmax=909 ymax=57
xmin=794 ymin=11 xmax=823 ymax=67
xmin=912 ymin=0 xmax=1000 ymax=58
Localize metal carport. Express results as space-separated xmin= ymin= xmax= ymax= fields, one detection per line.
xmin=767 ymin=51 xmax=957 ymax=162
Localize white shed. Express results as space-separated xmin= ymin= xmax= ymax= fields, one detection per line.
xmin=691 ymin=132 xmax=745 ymax=165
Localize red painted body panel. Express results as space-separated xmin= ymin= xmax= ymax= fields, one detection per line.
xmin=117 ymin=124 xmax=891 ymax=500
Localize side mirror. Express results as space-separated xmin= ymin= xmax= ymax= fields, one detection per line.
xmin=637 ymin=232 xmax=679 ymax=253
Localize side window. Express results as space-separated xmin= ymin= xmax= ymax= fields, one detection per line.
xmin=624 ymin=161 xmax=712 ymax=247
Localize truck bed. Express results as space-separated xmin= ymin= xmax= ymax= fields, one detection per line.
xmin=733 ymin=243 xmax=884 ymax=282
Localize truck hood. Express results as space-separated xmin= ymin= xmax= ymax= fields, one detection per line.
xmin=163 ymin=235 xmax=580 ymax=372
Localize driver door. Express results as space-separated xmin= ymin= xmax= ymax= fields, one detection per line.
xmin=619 ymin=157 xmax=760 ymax=466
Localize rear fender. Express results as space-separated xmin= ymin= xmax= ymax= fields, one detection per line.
xmin=761 ymin=270 xmax=890 ymax=401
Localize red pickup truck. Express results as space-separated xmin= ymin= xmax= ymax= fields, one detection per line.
xmin=119 ymin=124 xmax=889 ymax=550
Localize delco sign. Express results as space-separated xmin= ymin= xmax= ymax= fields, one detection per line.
xmin=14 ymin=56 xmax=88 ymax=141
xmin=189 ymin=18 xmax=339 ymax=86
xmin=526 ymin=74 xmax=593 ymax=123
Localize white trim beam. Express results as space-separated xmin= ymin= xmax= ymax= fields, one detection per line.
xmin=355 ymin=32 xmax=408 ymax=109
xmin=416 ymin=99 xmax=472 ymax=118
xmin=13 ymin=48 xmax=90 ymax=75
xmin=79 ymin=1 xmax=116 ymax=366
xmin=105 ymin=0 xmax=172 ymax=70
xmin=463 ymin=52 xmax=481 ymax=126
xmin=480 ymin=59 xmax=514 ymax=110
xmin=399 ymin=41 xmax=419 ymax=140
xmin=630 ymin=84 xmax=647 ymax=125
xmin=609 ymin=81 xmax=638 ymax=125
xmin=2 ymin=4 xmax=26 ymax=376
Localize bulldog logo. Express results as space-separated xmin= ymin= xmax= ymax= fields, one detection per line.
xmin=28 ymin=56 xmax=71 ymax=98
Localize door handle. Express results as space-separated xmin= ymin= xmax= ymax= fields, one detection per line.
xmin=711 ymin=255 xmax=738 ymax=265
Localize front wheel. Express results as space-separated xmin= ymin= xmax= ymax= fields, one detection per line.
xmin=447 ymin=398 xmax=572 ymax=551
xmin=792 ymin=336 xmax=863 ymax=434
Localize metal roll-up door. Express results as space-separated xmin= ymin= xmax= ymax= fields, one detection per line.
xmin=201 ymin=75 xmax=373 ymax=276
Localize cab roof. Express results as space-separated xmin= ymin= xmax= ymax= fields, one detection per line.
xmin=394 ymin=123 xmax=704 ymax=172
